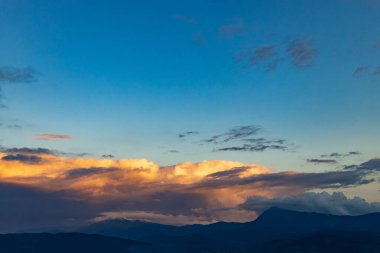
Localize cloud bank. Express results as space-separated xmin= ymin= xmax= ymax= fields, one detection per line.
xmin=0 ymin=148 xmax=378 ymax=232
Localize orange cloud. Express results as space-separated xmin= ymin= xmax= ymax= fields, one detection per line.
xmin=0 ymin=151 xmax=371 ymax=226
xmin=34 ymin=133 xmax=73 ymax=141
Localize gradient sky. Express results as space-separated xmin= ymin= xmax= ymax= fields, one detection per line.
xmin=0 ymin=0 xmax=380 ymax=231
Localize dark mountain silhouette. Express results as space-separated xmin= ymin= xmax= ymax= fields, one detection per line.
xmin=0 ymin=233 xmax=153 ymax=253
xmin=2 ymin=208 xmax=380 ymax=252
xmin=79 ymin=207 xmax=380 ymax=250
xmin=249 ymin=230 xmax=380 ymax=253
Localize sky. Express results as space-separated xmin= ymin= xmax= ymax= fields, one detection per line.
xmin=0 ymin=0 xmax=380 ymax=232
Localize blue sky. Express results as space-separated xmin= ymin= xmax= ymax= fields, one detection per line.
xmin=1 ymin=0 xmax=380 ymax=169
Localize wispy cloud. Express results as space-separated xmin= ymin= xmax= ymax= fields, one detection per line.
xmin=353 ymin=66 xmax=369 ymax=76
xmin=201 ymin=125 xmax=291 ymax=153
xmin=218 ymin=20 xmax=246 ymax=39
xmin=374 ymin=65 xmax=380 ymax=75
xmin=286 ymin=39 xmax=318 ymax=68
xmin=240 ymin=38 xmax=318 ymax=72
xmin=307 ymin=159 xmax=338 ymax=164
xmin=34 ymin=133 xmax=73 ymax=141
xmin=178 ymin=131 xmax=200 ymax=139
xmin=321 ymin=151 xmax=361 ymax=158
xmin=173 ymin=14 xmax=198 ymax=25
xmin=191 ymin=32 xmax=208 ymax=45
xmin=203 ymin=125 xmax=261 ymax=144
xmin=0 ymin=66 xmax=37 ymax=83
xmin=215 ymin=138 xmax=289 ymax=152
xmin=250 ymin=45 xmax=278 ymax=66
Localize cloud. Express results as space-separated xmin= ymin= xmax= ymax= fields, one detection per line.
xmin=242 ymin=191 xmax=380 ymax=216
xmin=374 ymin=66 xmax=380 ymax=75
xmin=192 ymin=32 xmax=208 ymax=45
xmin=203 ymin=125 xmax=261 ymax=144
xmin=307 ymin=159 xmax=338 ymax=164
xmin=321 ymin=151 xmax=361 ymax=158
xmin=195 ymin=170 xmax=371 ymax=191
xmin=0 ymin=147 xmax=56 ymax=155
xmin=34 ymin=133 xmax=73 ymax=141
xmin=0 ymin=123 xmax=22 ymax=129
xmin=373 ymin=40 xmax=380 ymax=49
xmin=219 ymin=20 xmax=246 ymax=39
xmin=240 ymin=38 xmax=318 ymax=72
xmin=0 ymin=150 xmax=376 ymax=231
xmin=353 ymin=66 xmax=369 ymax=76
xmin=102 ymin=154 xmax=114 ymax=159
xmin=250 ymin=45 xmax=278 ymax=66
xmin=286 ymin=39 xmax=318 ymax=68
xmin=1 ymin=154 xmax=42 ymax=164
xmin=173 ymin=14 xmax=198 ymax=25
xmin=345 ymin=158 xmax=380 ymax=172
xmin=0 ymin=66 xmax=37 ymax=83
xmin=214 ymin=138 xmax=290 ymax=152
xmin=202 ymin=126 xmax=291 ymax=153
xmin=95 ymin=211 xmax=212 ymax=226
xmin=178 ymin=131 xmax=200 ymax=139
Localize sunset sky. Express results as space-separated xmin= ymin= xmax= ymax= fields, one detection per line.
xmin=0 ymin=0 xmax=380 ymax=232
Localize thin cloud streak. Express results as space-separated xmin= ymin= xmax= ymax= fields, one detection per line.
xmin=34 ymin=133 xmax=73 ymax=141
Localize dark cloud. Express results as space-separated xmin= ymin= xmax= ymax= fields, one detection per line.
xmin=345 ymin=158 xmax=380 ymax=172
xmin=173 ymin=14 xmax=198 ymax=25
xmin=0 ymin=183 xmax=99 ymax=233
xmin=203 ymin=125 xmax=261 ymax=144
xmin=168 ymin=150 xmax=179 ymax=153
xmin=0 ymin=147 xmax=55 ymax=155
xmin=286 ymin=39 xmax=317 ymax=68
xmin=65 ymin=167 xmax=119 ymax=179
xmin=215 ymin=143 xmax=288 ymax=152
xmin=2 ymin=154 xmax=42 ymax=164
xmin=195 ymin=170 xmax=372 ymax=190
xmin=0 ymin=146 xmax=90 ymax=158
xmin=353 ymin=66 xmax=369 ymax=76
xmin=321 ymin=151 xmax=361 ymax=158
xmin=102 ymin=154 xmax=114 ymax=159
xmin=250 ymin=45 xmax=277 ymax=66
xmin=219 ymin=20 xmax=246 ymax=39
xmin=0 ymin=66 xmax=37 ymax=83
xmin=178 ymin=131 xmax=200 ymax=139
xmin=206 ymin=167 xmax=250 ymax=179
xmin=307 ymin=159 xmax=338 ymax=164
xmin=241 ymin=192 xmax=380 ymax=216
xmin=202 ymin=126 xmax=290 ymax=153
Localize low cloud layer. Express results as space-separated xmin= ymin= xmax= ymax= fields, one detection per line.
xmin=0 ymin=147 xmax=377 ymax=232
xmin=242 ymin=191 xmax=380 ymax=216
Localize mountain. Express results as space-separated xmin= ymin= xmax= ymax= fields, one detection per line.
xmin=78 ymin=207 xmax=380 ymax=250
xmin=0 ymin=233 xmax=153 ymax=253
xmin=249 ymin=230 xmax=380 ymax=253
xmin=1 ymin=209 xmax=380 ymax=253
